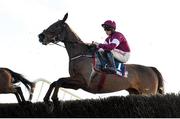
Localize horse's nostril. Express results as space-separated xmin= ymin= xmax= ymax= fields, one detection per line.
xmin=38 ymin=33 xmax=45 ymax=42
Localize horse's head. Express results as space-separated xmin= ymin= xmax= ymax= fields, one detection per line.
xmin=39 ymin=13 xmax=68 ymax=45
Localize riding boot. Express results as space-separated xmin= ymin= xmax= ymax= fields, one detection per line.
xmin=105 ymin=51 xmax=117 ymax=74
xmin=96 ymin=51 xmax=107 ymax=69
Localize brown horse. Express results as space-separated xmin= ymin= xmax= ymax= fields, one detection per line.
xmin=0 ymin=67 xmax=35 ymax=103
xmin=38 ymin=13 xmax=164 ymax=102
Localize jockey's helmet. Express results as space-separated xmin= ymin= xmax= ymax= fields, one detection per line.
xmin=102 ymin=20 xmax=116 ymax=30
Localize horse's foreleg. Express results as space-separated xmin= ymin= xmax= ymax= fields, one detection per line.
xmin=14 ymin=92 xmax=22 ymax=103
xmin=28 ymin=82 xmax=36 ymax=101
xmin=51 ymin=79 xmax=65 ymax=102
xmin=16 ymin=87 xmax=26 ymax=102
xmin=43 ymin=81 xmax=56 ymax=102
xmin=51 ymin=77 xmax=83 ymax=102
xmin=51 ymin=86 xmax=59 ymax=102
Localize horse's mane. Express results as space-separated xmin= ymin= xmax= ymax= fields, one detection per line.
xmin=66 ymin=23 xmax=97 ymax=54
xmin=66 ymin=24 xmax=84 ymax=44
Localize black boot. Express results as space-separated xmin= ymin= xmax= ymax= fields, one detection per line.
xmin=96 ymin=51 xmax=107 ymax=70
xmin=105 ymin=51 xmax=116 ymax=74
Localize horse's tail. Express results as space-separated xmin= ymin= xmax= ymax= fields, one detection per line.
xmin=3 ymin=68 xmax=31 ymax=93
xmin=151 ymin=67 xmax=164 ymax=94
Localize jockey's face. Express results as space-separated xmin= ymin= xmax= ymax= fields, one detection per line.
xmin=103 ymin=26 xmax=113 ymax=36
xmin=105 ymin=30 xmax=112 ymax=36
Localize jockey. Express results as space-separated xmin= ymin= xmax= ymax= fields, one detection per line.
xmin=95 ymin=20 xmax=130 ymax=74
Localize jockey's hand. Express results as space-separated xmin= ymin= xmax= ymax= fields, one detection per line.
xmin=86 ymin=43 xmax=92 ymax=46
xmin=98 ymin=48 xmax=104 ymax=52
xmin=92 ymin=41 xmax=99 ymax=46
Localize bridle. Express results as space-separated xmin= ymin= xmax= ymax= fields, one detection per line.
xmin=46 ymin=23 xmax=93 ymax=61
xmin=50 ymin=23 xmax=82 ymax=47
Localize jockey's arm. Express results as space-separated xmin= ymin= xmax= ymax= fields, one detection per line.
xmin=98 ymin=43 xmax=116 ymax=51
xmin=98 ymin=38 xmax=120 ymax=51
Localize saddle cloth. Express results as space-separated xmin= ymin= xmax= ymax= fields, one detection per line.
xmin=93 ymin=52 xmax=128 ymax=78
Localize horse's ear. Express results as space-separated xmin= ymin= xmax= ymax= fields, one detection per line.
xmin=62 ymin=13 xmax=68 ymax=23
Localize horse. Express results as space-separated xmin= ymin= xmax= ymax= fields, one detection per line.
xmin=38 ymin=13 xmax=164 ymax=102
xmin=0 ymin=67 xmax=35 ymax=103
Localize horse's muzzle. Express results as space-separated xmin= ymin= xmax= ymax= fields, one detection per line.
xmin=38 ymin=33 xmax=45 ymax=43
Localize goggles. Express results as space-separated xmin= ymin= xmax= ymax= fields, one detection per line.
xmin=103 ymin=26 xmax=112 ymax=31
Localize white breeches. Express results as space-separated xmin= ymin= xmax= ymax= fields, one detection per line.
xmin=111 ymin=49 xmax=130 ymax=63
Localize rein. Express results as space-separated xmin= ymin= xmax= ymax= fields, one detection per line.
xmin=53 ymin=42 xmax=65 ymax=48
xmin=70 ymin=54 xmax=93 ymax=61
xmin=53 ymin=42 xmax=93 ymax=61
xmin=52 ymin=40 xmax=93 ymax=62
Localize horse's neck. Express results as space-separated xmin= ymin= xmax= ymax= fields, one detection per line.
xmin=64 ymin=26 xmax=86 ymax=59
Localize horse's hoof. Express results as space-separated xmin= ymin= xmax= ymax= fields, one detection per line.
xmin=43 ymin=97 xmax=49 ymax=103
xmin=43 ymin=101 xmax=54 ymax=113
xmin=19 ymin=102 xmax=24 ymax=106
xmin=25 ymin=101 xmax=32 ymax=104
xmin=44 ymin=100 xmax=51 ymax=105
xmin=19 ymin=101 xmax=32 ymax=106
xmin=51 ymin=97 xmax=59 ymax=103
xmin=52 ymin=100 xmax=64 ymax=111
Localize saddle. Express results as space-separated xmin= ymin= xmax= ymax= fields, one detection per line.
xmin=93 ymin=52 xmax=128 ymax=78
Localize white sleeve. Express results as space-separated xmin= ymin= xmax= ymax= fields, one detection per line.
xmin=111 ymin=38 xmax=120 ymax=47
